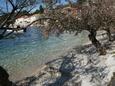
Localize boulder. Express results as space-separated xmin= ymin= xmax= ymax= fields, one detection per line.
xmin=0 ymin=66 xmax=15 ymax=86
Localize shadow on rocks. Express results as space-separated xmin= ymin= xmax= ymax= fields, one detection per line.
xmin=48 ymin=56 xmax=76 ymax=86
xmin=15 ymin=72 xmax=46 ymax=86
xmin=0 ymin=66 xmax=16 ymax=86
xmin=73 ymin=40 xmax=114 ymax=55
xmin=73 ymin=44 xmax=97 ymax=55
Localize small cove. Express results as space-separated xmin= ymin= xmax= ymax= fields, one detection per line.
xmin=0 ymin=27 xmax=89 ymax=81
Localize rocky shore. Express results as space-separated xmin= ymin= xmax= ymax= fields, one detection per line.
xmin=15 ymin=38 xmax=115 ymax=86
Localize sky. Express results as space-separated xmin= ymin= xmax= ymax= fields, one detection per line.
xmin=28 ymin=0 xmax=75 ymax=12
xmin=0 ymin=0 xmax=77 ymax=13
xmin=33 ymin=0 xmax=69 ymax=11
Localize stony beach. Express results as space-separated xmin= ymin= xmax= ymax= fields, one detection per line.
xmin=15 ymin=33 xmax=115 ymax=86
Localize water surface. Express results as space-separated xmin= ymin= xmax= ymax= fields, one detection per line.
xmin=0 ymin=27 xmax=88 ymax=81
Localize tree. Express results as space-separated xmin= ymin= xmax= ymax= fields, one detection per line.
xmin=42 ymin=0 xmax=61 ymax=10
xmin=42 ymin=0 xmax=77 ymax=10
xmin=34 ymin=9 xmax=40 ymax=14
xmin=0 ymin=0 xmax=38 ymax=39
xmin=94 ymin=0 xmax=115 ymax=41
xmin=41 ymin=0 xmax=115 ymax=55
xmin=77 ymin=0 xmax=87 ymax=4
xmin=39 ymin=5 xmax=44 ymax=13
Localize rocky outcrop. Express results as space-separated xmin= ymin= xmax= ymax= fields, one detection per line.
xmin=0 ymin=66 xmax=16 ymax=86
xmin=16 ymin=41 xmax=115 ymax=86
xmin=108 ymin=72 xmax=115 ymax=86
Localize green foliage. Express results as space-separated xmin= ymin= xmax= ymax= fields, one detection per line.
xmin=33 ymin=5 xmax=44 ymax=14
xmin=34 ymin=9 xmax=40 ymax=14
xmin=77 ymin=0 xmax=87 ymax=4
xmin=39 ymin=5 xmax=44 ymax=13
xmin=42 ymin=0 xmax=76 ymax=9
xmin=21 ymin=10 xmax=29 ymax=15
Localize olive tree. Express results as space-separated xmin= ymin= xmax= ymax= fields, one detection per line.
xmin=93 ymin=0 xmax=115 ymax=41
xmin=42 ymin=0 xmax=115 ymax=55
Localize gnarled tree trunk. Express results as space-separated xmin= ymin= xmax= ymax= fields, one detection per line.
xmin=106 ymin=28 xmax=112 ymax=41
xmin=88 ymin=29 xmax=106 ymax=55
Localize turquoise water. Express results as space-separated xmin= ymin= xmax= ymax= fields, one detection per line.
xmin=0 ymin=27 xmax=88 ymax=81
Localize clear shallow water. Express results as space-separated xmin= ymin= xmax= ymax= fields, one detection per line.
xmin=0 ymin=27 xmax=88 ymax=81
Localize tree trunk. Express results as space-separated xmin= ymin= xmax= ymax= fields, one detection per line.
xmin=106 ymin=29 xmax=112 ymax=41
xmin=1 ymin=29 xmax=7 ymax=36
xmin=4 ymin=30 xmax=14 ymax=38
xmin=23 ymin=28 xmax=27 ymax=32
xmin=88 ymin=29 xmax=106 ymax=55
xmin=0 ymin=7 xmax=16 ymax=28
xmin=0 ymin=29 xmax=7 ymax=39
xmin=0 ymin=30 xmax=14 ymax=39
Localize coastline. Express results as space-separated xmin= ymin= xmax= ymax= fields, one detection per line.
xmin=11 ymin=43 xmax=80 ymax=81
xmin=13 ymin=43 xmax=79 ymax=81
xmin=17 ymin=45 xmax=115 ymax=86
xmin=1 ymin=29 xmax=89 ymax=81
xmin=15 ymin=31 xmax=115 ymax=86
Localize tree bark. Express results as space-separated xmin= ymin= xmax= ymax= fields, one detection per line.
xmin=106 ymin=29 xmax=112 ymax=41
xmin=88 ymin=29 xmax=106 ymax=55
xmin=1 ymin=29 xmax=7 ymax=36
xmin=0 ymin=29 xmax=7 ymax=39
xmin=0 ymin=7 xmax=17 ymax=28
xmin=4 ymin=30 xmax=14 ymax=38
